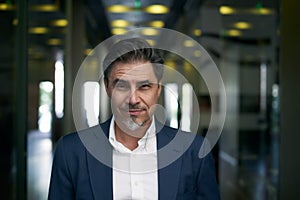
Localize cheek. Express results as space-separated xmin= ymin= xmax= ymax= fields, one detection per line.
xmin=111 ymin=92 xmax=128 ymax=105
xmin=143 ymin=93 xmax=160 ymax=106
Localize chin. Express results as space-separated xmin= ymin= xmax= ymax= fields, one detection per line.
xmin=123 ymin=120 xmax=141 ymax=131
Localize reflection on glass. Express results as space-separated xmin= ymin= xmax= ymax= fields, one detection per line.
xmin=164 ymin=83 xmax=178 ymax=128
xmin=181 ymin=83 xmax=193 ymax=132
xmin=84 ymin=81 xmax=100 ymax=127
xmin=260 ymin=63 xmax=267 ymax=111
xmin=270 ymin=83 xmax=279 ymax=189
xmin=54 ymin=60 xmax=64 ymax=118
xmin=38 ymin=81 xmax=53 ymax=133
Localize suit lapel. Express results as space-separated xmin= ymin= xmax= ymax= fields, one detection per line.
xmin=87 ymin=152 xmax=113 ymax=199
xmin=84 ymin=120 xmax=113 ymax=199
xmin=156 ymin=123 xmax=183 ymax=200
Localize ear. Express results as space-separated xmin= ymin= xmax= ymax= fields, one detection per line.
xmin=104 ymin=79 xmax=112 ymax=97
xmin=157 ymin=81 xmax=162 ymax=97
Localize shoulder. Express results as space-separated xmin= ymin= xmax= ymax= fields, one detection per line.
xmin=160 ymin=123 xmax=204 ymax=143
xmin=54 ymin=124 xmax=103 ymax=153
xmin=58 ymin=131 xmax=80 ymax=145
xmin=158 ymin=123 xmax=206 ymax=152
xmin=57 ymin=119 xmax=111 ymax=148
xmin=53 ymin=132 xmax=85 ymax=162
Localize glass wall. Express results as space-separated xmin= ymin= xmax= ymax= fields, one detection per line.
xmin=0 ymin=0 xmax=68 ymax=199
xmin=182 ymin=1 xmax=280 ymax=199
xmin=27 ymin=1 xmax=67 ymax=199
xmin=0 ymin=1 xmax=17 ymax=199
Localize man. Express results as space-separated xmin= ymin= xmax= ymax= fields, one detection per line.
xmin=48 ymin=38 xmax=220 ymax=199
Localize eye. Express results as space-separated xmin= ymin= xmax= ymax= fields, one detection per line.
xmin=138 ymin=83 xmax=152 ymax=90
xmin=115 ymin=81 xmax=129 ymax=91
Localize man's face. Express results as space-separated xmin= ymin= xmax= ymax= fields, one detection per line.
xmin=105 ymin=61 xmax=162 ymax=133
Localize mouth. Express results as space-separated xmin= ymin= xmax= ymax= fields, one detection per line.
xmin=120 ymin=105 xmax=146 ymax=116
xmin=128 ymin=108 xmax=145 ymax=116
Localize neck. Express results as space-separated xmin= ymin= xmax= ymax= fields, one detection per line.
xmin=114 ymin=121 xmax=150 ymax=151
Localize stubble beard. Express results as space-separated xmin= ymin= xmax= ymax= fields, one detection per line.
xmin=122 ymin=115 xmax=150 ymax=131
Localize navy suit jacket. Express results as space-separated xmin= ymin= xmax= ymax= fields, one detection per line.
xmin=48 ymin=119 xmax=220 ymax=199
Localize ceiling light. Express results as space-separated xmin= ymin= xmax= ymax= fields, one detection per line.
xmin=194 ymin=50 xmax=202 ymax=57
xmin=84 ymin=48 xmax=93 ymax=56
xmin=219 ymin=6 xmax=236 ymax=15
xmin=184 ymin=61 xmax=192 ymax=72
xmin=31 ymin=4 xmax=59 ymax=12
xmin=0 ymin=3 xmax=15 ymax=11
xmin=165 ymin=59 xmax=176 ymax=68
xmin=29 ymin=27 xmax=49 ymax=34
xmin=47 ymin=38 xmax=62 ymax=45
xmin=146 ymin=39 xmax=156 ymax=46
xmin=51 ymin=19 xmax=68 ymax=27
xmin=193 ymin=29 xmax=202 ymax=36
xmin=149 ymin=20 xmax=164 ymax=28
xmin=144 ymin=5 xmax=169 ymax=14
xmin=140 ymin=28 xmax=159 ymax=36
xmin=111 ymin=28 xmax=127 ymax=35
xmin=183 ymin=40 xmax=196 ymax=47
xmin=233 ymin=22 xmax=252 ymax=29
xmin=249 ymin=7 xmax=274 ymax=15
xmin=107 ymin=5 xmax=131 ymax=13
xmin=226 ymin=29 xmax=242 ymax=37
xmin=12 ymin=19 xmax=18 ymax=26
xmin=111 ymin=20 xmax=130 ymax=27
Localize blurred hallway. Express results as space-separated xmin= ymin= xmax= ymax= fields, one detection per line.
xmin=1 ymin=0 xmax=300 ymax=199
xmin=27 ymin=130 xmax=52 ymax=200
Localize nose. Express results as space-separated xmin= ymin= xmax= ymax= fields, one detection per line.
xmin=128 ymin=88 xmax=140 ymax=105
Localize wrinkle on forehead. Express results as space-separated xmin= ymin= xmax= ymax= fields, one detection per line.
xmin=111 ymin=61 xmax=157 ymax=83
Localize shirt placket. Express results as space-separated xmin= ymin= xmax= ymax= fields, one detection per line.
xmin=130 ymin=153 xmax=144 ymax=199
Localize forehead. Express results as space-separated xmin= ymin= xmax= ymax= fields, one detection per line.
xmin=109 ymin=61 xmax=157 ymax=81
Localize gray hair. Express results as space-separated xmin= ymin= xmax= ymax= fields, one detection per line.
xmin=103 ymin=38 xmax=164 ymax=83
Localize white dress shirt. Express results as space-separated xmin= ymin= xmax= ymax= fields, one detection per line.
xmin=109 ymin=116 xmax=158 ymax=200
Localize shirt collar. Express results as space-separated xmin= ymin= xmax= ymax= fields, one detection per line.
xmin=109 ymin=116 xmax=156 ymax=152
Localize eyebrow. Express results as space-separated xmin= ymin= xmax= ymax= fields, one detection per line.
xmin=111 ymin=79 xmax=156 ymax=87
xmin=112 ymin=78 xmax=124 ymax=86
xmin=137 ymin=80 xmax=151 ymax=85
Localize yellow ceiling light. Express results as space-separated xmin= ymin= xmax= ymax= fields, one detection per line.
xmin=111 ymin=28 xmax=127 ymax=35
xmin=226 ymin=29 xmax=242 ymax=37
xmin=31 ymin=4 xmax=59 ymax=12
xmin=165 ymin=59 xmax=176 ymax=69
xmin=84 ymin=48 xmax=93 ymax=56
xmin=140 ymin=28 xmax=159 ymax=36
xmin=12 ymin=19 xmax=18 ymax=26
xmin=149 ymin=20 xmax=164 ymax=28
xmin=29 ymin=27 xmax=49 ymax=34
xmin=111 ymin=19 xmax=131 ymax=27
xmin=0 ymin=3 xmax=15 ymax=11
xmin=259 ymin=8 xmax=273 ymax=15
xmin=219 ymin=6 xmax=236 ymax=15
xmin=144 ymin=5 xmax=169 ymax=14
xmin=107 ymin=5 xmax=131 ymax=13
xmin=184 ymin=61 xmax=192 ymax=72
xmin=194 ymin=50 xmax=202 ymax=57
xmin=233 ymin=22 xmax=252 ymax=29
xmin=51 ymin=19 xmax=68 ymax=27
xmin=250 ymin=7 xmax=273 ymax=15
xmin=146 ymin=39 xmax=156 ymax=46
xmin=193 ymin=29 xmax=202 ymax=36
xmin=47 ymin=38 xmax=62 ymax=45
xmin=183 ymin=40 xmax=196 ymax=47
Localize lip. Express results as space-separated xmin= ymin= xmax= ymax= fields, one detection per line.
xmin=128 ymin=109 xmax=144 ymax=115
